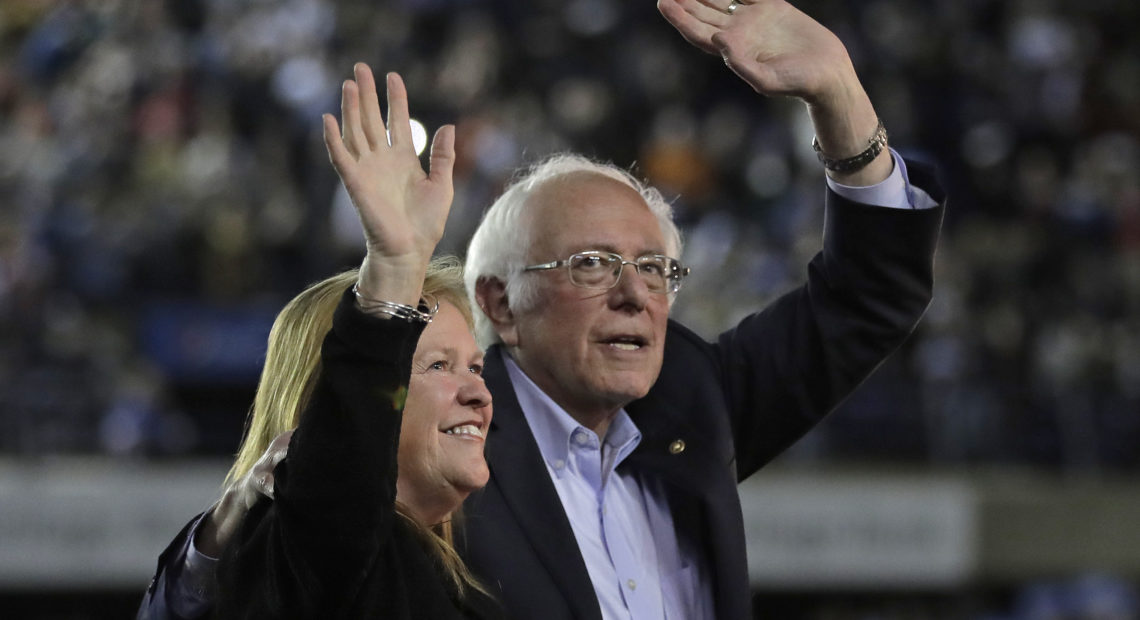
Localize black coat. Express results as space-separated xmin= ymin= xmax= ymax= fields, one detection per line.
xmin=458 ymin=163 xmax=946 ymax=620
xmin=212 ymin=292 xmax=502 ymax=620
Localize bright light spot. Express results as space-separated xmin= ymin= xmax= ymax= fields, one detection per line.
xmin=387 ymin=119 xmax=429 ymax=155
xmin=961 ymin=121 xmax=1012 ymax=169
xmin=410 ymin=119 xmax=428 ymax=155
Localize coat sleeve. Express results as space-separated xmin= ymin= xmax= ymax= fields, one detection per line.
xmin=213 ymin=289 xmax=425 ymax=618
xmin=711 ymin=159 xmax=945 ymax=480
xmin=135 ymin=512 xmax=212 ymax=620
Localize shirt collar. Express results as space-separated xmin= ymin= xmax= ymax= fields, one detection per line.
xmin=503 ymin=353 xmax=641 ymax=478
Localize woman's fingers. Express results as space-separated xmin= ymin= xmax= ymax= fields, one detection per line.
xmin=322 ymin=113 xmax=353 ymax=178
xmin=337 ymin=66 xmax=415 ymax=157
xmin=427 ymin=124 xmax=456 ymax=188
xmin=353 ymin=63 xmax=386 ymax=150
xmin=340 ymin=79 xmax=367 ymax=158
xmin=384 ymin=72 xmax=414 ymax=151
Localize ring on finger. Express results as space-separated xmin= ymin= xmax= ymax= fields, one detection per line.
xmin=726 ymin=0 xmax=740 ymax=14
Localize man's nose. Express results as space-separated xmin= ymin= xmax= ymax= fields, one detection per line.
xmin=608 ymin=261 xmax=650 ymax=310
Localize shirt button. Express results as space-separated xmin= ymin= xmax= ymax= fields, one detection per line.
xmin=626 ymin=579 xmax=637 ymax=591
xmin=669 ymin=439 xmax=686 ymax=455
xmin=553 ymin=459 xmax=565 ymax=470
xmin=574 ymin=432 xmax=590 ymax=446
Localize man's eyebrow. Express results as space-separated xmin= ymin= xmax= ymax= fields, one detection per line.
xmin=574 ymin=243 xmax=668 ymax=256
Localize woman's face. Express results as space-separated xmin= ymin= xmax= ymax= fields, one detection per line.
xmin=396 ymin=301 xmax=493 ymax=524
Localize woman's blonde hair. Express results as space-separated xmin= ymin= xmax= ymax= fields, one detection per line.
xmin=225 ymin=255 xmax=485 ymax=598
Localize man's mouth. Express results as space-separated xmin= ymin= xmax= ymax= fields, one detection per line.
xmin=603 ymin=335 xmax=647 ymax=351
xmin=442 ymin=424 xmax=484 ymax=439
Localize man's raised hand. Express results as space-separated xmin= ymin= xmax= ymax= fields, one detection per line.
xmin=658 ymin=0 xmax=891 ymax=185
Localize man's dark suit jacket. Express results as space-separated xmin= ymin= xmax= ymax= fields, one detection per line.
xmin=457 ymin=163 xmax=945 ymax=620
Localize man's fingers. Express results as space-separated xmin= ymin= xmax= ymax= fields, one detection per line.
xmin=267 ymin=429 xmax=295 ymax=453
xmin=353 ymin=63 xmax=385 ymax=150
xmin=690 ymin=0 xmax=738 ymax=11
xmin=658 ymin=0 xmax=724 ymax=55
xmin=248 ymin=464 xmax=277 ymax=500
xmin=676 ymin=0 xmax=733 ymax=24
xmin=254 ymin=474 xmax=274 ymax=498
xmin=247 ymin=430 xmax=294 ymax=500
xmin=715 ymin=36 xmax=778 ymax=95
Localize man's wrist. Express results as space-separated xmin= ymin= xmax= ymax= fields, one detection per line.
xmin=825 ymin=149 xmax=940 ymax=210
xmin=813 ymin=119 xmax=888 ymax=173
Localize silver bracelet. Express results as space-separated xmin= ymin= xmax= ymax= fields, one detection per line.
xmin=352 ymin=283 xmax=438 ymax=323
xmin=812 ymin=119 xmax=888 ymax=173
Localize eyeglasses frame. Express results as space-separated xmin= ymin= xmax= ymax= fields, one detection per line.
xmin=522 ymin=250 xmax=690 ymax=295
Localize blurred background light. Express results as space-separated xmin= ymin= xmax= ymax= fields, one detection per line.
xmin=3 ymin=0 xmax=1140 ymax=616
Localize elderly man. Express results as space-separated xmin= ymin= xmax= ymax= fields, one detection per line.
xmin=139 ymin=1 xmax=943 ymax=619
xmin=453 ymin=2 xmax=941 ymax=616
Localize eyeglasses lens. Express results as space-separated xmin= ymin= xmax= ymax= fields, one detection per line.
xmin=568 ymin=253 xmax=677 ymax=293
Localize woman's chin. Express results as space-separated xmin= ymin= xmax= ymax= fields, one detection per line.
xmin=451 ymin=464 xmax=490 ymax=495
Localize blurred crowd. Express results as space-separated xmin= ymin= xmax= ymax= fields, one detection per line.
xmin=1 ymin=0 xmax=1139 ymax=472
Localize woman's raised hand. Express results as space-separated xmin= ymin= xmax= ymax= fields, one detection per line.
xmin=323 ymin=63 xmax=455 ymax=306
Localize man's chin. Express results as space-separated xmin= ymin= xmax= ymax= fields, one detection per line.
xmin=616 ymin=366 xmax=660 ymax=396
xmin=595 ymin=376 xmax=655 ymax=407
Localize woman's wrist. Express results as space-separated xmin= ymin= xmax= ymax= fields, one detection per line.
xmin=352 ymin=283 xmax=438 ymax=323
xmin=355 ymin=253 xmax=427 ymax=309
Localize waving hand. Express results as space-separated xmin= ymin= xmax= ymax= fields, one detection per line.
xmin=657 ymin=0 xmax=855 ymax=102
xmin=658 ymin=0 xmax=891 ymax=185
xmin=323 ymin=63 xmax=455 ymax=306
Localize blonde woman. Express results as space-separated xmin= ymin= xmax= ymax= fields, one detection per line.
xmin=142 ymin=63 xmax=501 ymax=619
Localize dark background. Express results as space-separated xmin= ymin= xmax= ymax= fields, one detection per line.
xmin=2 ymin=0 xmax=1138 ymax=618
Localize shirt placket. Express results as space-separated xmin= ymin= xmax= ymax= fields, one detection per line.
xmin=574 ymin=428 xmax=664 ymax=619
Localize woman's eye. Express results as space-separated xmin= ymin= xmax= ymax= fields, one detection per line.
xmin=428 ymin=360 xmax=447 ymax=371
xmin=469 ymin=364 xmax=484 ymax=375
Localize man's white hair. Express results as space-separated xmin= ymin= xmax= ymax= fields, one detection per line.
xmin=464 ymin=152 xmax=683 ymax=349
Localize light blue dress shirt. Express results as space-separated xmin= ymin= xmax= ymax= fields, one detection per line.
xmin=504 ymin=355 xmax=715 ymax=620
xmin=828 ymin=150 xmax=938 ymax=210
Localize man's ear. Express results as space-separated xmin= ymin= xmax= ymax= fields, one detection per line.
xmin=475 ymin=276 xmax=519 ymax=347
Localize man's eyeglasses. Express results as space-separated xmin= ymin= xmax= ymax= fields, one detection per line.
xmin=523 ymin=251 xmax=690 ymax=295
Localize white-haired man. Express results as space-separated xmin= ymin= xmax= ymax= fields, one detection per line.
xmin=453 ymin=1 xmax=942 ymax=618
xmin=139 ymin=1 xmax=944 ymax=619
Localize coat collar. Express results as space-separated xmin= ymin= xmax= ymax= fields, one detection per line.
xmin=479 ymin=345 xmax=601 ymax=619
xmin=478 ymin=339 xmax=746 ymax=620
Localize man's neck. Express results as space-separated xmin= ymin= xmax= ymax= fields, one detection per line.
xmin=503 ymin=350 xmax=623 ymax=439
xmin=573 ymin=410 xmax=618 ymax=441
xmin=538 ymin=387 xmax=621 ymax=439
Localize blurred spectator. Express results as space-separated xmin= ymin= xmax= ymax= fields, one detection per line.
xmin=0 ymin=0 xmax=1137 ymax=473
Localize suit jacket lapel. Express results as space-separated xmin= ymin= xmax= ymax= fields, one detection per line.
xmin=622 ymin=333 xmax=753 ymax=620
xmin=479 ymin=346 xmax=601 ymax=619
